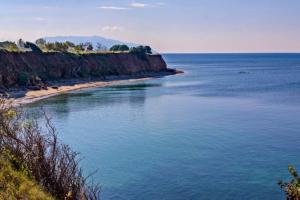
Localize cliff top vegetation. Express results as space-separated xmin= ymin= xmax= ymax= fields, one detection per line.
xmin=0 ymin=38 xmax=153 ymax=56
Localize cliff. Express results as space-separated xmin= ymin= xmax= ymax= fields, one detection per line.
xmin=0 ymin=51 xmax=174 ymax=90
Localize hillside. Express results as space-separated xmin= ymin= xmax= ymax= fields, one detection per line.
xmin=0 ymin=51 xmax=176 ymax=90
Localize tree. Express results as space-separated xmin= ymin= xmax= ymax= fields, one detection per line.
xmin=129 ymin=46 xmax=145 ymax=54
xmin=129 ymin=45 xmax=153 ymax=60
xmin=43 ymin=42 xmax=69 ymax=52
xmin=110 ymin=44 xmax=129 ymax=52
xmin=129 ymin=45 xmax=152 ymax=55
xmin=55 ymin=42 xmax=68 ymax=52
xmin=35 ymin=38 xmax=46 ymax=47
xmin=86 ymin=42 xmax=94 ymax=51
xmin=144 ymin=46 xmax=152 ymax=54
xmin=119 ymin=45 xmax=129 ymax=51
xmin=0 ymin=41 xmax=20 ymax=52
xmin=17 ymin=38 xmax=25 ymax=48
xmin=44 ymin=43 xmax=55 ymax=51
xmin=24 ymin=42 xmax=43 ymax=53
xmin=74 ymin=43 xmax=85 ymax=53
xmin=109 ymin=45 xmax=119 ymax=52
xmin=64 ymin=41 xmax=75 ymax=48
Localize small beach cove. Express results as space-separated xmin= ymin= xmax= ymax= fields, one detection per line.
xmin=9 ymin=71 xmax=183 ymax=106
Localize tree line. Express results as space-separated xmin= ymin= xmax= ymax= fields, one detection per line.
xmin=35 ymin=38 xmax=107 ymax=53
xmin=0 ymin=38 xmax=153 ymax=56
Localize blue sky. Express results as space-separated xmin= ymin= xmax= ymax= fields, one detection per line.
xmin=0 ymin=0 xmax=300 ymax=52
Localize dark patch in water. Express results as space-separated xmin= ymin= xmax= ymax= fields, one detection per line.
xmin=110 ymin=83 xmax=161 ymax=91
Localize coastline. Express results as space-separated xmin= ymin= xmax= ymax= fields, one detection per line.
xmin=10 ymin=71 xmax=183 ymax=106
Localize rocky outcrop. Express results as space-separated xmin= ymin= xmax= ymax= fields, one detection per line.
xmin=0 ymin=51 xmax=173 ymax=90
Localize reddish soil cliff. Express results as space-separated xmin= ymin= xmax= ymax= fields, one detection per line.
xmin=0 ymin=51 xmax=173 ymax=90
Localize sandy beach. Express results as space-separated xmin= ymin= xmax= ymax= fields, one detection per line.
xmin=11 ymin=77 xmax=154 ymax=106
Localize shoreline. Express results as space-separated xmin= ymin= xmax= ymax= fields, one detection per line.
xmin=10 ymin=71 xmax=183 ymax=106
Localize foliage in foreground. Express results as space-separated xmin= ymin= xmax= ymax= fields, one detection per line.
xmin=279 ymin=165 xmax=300 ymax=200
xmin=0 ymin=99 xmax=100 ymax=200
xmin=0 ymin=152 xmax=54 ymax=199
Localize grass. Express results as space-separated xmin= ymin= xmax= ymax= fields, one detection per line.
xmin=0 ymin=154 xmax=54 ymax=200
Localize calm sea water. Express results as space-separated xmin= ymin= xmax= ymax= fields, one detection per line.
xmin=26 ymin=54 xmax=300 ymax=200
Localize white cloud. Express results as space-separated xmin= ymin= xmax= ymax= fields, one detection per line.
xmin=102 ymin=26 xmax=124 ymax=32
xmin=98 ymin=2 xmax=165 ymax=10
xmin=130 ymin=2 xmax=165 ymax=8
xmin=130 ymin=3 xmax=148 ymax=8
xmin=98 ymin=6 xmax=128 ymax=10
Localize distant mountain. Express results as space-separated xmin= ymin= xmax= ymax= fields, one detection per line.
xmin=43 ymin=36 xmax=139 ymax=49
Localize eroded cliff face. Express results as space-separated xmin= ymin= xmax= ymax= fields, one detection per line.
xmin=0 ymin=51 xmax=170 ymax=89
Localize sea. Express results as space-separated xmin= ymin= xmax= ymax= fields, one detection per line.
xmin=26 ymin=53 xmax=300 ymax=199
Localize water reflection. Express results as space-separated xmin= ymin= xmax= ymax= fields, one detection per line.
xmin=111 ymin=83 xmax=161 ymax=90
xmin=25 ymin=83 xmax=162 ymax=119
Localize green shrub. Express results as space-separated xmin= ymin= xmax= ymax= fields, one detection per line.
xmin=74 ymin=43 xmax=85 ymax=53
xmin=86 ymin=42 xmax=94 ymax=51
xmin=110 ymin=44 xmax=129 ymax=52
xmin=129 ymin=45 xmax=152 ymax=60
xmin=35 ymin=38 xmax=46 ymax=48
xmin=0 ymin=41 xmax=20 ymax=52
xmin=279 ymin=165 xmax=300 ymax=199
xmin=24 ymin=42 xmax=43 ymax=53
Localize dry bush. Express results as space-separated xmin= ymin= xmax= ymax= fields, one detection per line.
xmin=279 ymin=165 xmax=300 ymax=200
xmin=0 ymin=99 xmax=100 ymax=200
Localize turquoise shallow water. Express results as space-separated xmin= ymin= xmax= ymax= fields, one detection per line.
xmin=26 ymin=54 xmax=300 ymax=199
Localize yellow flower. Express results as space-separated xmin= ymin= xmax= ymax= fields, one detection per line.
xmin=4 ymin=109 xmax=17 ymax=119
xmin=65 ymin=191 xmax=72 ymax=199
